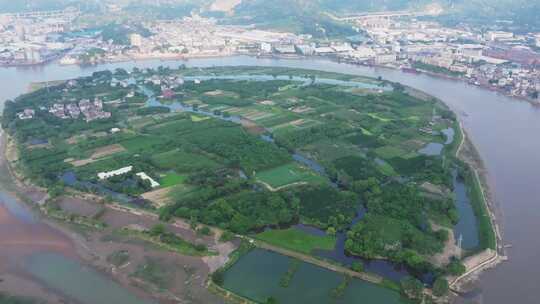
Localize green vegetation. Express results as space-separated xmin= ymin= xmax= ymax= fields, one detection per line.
xmin=432 ymin=277 xmax=449 ymax=297
xmin=256 ymin=228 xmax=336 ymax=254
xmin=3 ymin=66 xmax=483 ymax=290
xmin=0 ymin=293 xmax=42 ymax=304
xmin=160 ymin=172 xmax=187 ymax=188
xmin=279 ymin=260 xmax=300 ymax=288
xmin=255 ymin=162 xmax=326 ymax=189
xmin=412 ymin=62 xmax=465 ymax=78
xmin=292 ymin=184 xmax=358 ymax=230
xmin=445 ymin=259 xmax=466 ymax=276
xmin=330 ymin=275 xmax=352 ymax=299
xmin=400 ymin=277 xmax=424 ymax=303
xmin=116 ymin=225 xmax=211 ymax=256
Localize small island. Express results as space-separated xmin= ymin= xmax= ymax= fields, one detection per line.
xmin=2 ymin=66 xmax=498 ymax=303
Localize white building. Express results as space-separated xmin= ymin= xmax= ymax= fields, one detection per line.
xmin=260 ymin=42 xmax=272 ymax=53
xmin=348 ymin=47 xmax=376 ymax=60
xmin=374 ymin=53 xmax=396 ymax=65
xmin=98 ymin=166 xmax=133 ymax=180
xmin=485 ymin=31 xmax=514 ymax=42
xmin=130 ymin=34 xmax=142 ymax=47
xmin=136 ymin=172 xmax=160 ymax=188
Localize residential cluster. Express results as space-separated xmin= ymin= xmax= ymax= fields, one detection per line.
xmin=334 ymin=13 xmax=540 ymax=101
xmin=49 ymin=98 xmax=111 ymax=122
xmin=20 ymin=98 xmax=111 ymax=122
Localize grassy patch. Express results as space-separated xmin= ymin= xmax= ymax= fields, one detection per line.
xmin=375 ymin=146 xmax=407 ymax=159
xmin=160 ymin=172 xmax=187 ymax=188
xmin=255 ymin=227 xmax=336 ymax=254
xmin=120 ymin=135 xmax=166 ymax=152
xmin=115 ymin=228 xmax=214 ymax=256
xmin=191 ymin=114 xmax=210 ymax=122
xmin=151 ymin=149 xmax=220 ymax=173
xmin=255 ymin=162 xmax=326 ymax=188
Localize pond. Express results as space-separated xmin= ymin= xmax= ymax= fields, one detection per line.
xmin=418 ymin=142 xmax=444 ymax=156
xmin=452 ymin=169 xmax=480 ymax=250
xmin=222 ymin=249 xmax=407 ymax=304
xmin=442 ymin=127 xmax=455 ymax=145
xmin=418 ymin=127 xmax=455 ymax=156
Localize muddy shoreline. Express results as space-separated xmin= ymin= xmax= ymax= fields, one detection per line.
xmin=0 ymin=130 xmax=229 ymax=304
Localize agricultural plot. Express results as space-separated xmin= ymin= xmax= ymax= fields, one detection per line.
xmin=67 ymin=144 xmax=126 ymax=167
xmin=256 ymin=163 xmax=326 ymax=190
xmin=256 ymin=227 xmax=336 ymax=254
xmin=160 ymin=172 xmax=188 ymax=188
xmin=120 ymin=135 xmax=167 ymax=152
xmin=151 ymin=150 xmax=221 ymax=173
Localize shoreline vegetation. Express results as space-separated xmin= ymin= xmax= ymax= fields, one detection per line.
xmin=2 ymin=63 xmax=503 ymax=304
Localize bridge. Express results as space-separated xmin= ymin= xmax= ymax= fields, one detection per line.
xmin=328 ymin=9 xmax=440 ymax=22
xmin=0 ymin=7 xmax=80 ymax=20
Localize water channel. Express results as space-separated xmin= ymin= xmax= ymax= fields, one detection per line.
xmin=0 ymin=55 xmax=537 ymax=303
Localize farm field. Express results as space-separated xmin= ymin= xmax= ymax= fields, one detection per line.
xmin=255 ymin=162 xmax=326 ymax=189
xmin=255 ymin=227 xmax=336 ymax=254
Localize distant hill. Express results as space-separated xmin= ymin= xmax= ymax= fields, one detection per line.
xmin=0 ymin=0 xmax=87 ymax=13
xmin=2 ymin=0 xmax=538 ymax=32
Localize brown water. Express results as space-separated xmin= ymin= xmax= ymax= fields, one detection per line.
xmin=0 ymin=56 xmax=538 ymax=303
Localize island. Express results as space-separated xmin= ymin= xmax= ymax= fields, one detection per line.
xmin=1 ymin=66 xmax=498 ymax=304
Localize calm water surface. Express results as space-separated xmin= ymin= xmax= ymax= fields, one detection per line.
xmin=0 ymin=56 xmax=538 ymax=303
xmin=223 ymin=248 xmax=406 ymax=304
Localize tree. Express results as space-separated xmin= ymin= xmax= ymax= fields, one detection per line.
xmin=48 ymin=184 xmax=64 ymax=198
xmin=212 ymin=270 xmax=224 ymax=285
xmin=149 ymin=223 xmax=166 ymax=236
xmin=194 ymin=243 xmax=207 ymax=252
xmin=432 ymin=277 xmax=449 ymax=297
xmin=351 ymin=261 xmax=364 ymax=272
xmin=446 ymin=260 xmax=466 ymax=276
xmin=400 ymin=276 xmax=424 ymax=302
xmin=265 ymin=297 xmax=278 ymax=304
xmin=219 ymin=231 xmax=234 ymax=242
xmin=198 ymin=226 xmax=211 ymax=236
xmin=326 ymin=226 xmax=336 ymax=236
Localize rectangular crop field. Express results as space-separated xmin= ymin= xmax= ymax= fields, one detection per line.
xmin=255 ymin=162 xmax=326 ymax=189
xmin=160 ymin=172 xmax=188 ymax=188
xmin=255 ymin=228 xmax=336 ymax=254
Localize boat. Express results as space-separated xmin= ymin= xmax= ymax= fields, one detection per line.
xmin=401 ymin=67 xmax=420 ymax=74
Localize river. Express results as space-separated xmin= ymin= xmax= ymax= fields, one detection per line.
xmin=0 ymin=56 xmax=538 ymax=303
